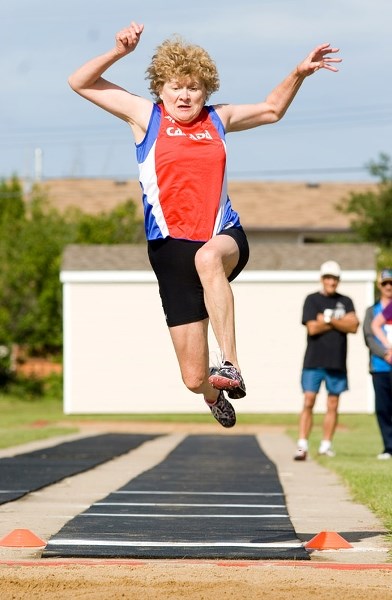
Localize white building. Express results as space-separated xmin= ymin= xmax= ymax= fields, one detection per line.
xmin=60 ymin=243 xmax=377 ymax=415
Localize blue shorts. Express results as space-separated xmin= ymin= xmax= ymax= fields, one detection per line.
xmin=301 ymin=368 xmax=348 ymax=396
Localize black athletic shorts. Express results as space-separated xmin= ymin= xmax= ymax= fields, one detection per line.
xmin=147 ymin=227 xmax=249 ymax=327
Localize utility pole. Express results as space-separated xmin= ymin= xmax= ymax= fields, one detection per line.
xmin=34 ymin=147 xmax=43 ymax=182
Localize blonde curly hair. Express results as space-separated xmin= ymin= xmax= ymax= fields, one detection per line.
xmin=145 ymin=36 xmax=220 ymax=101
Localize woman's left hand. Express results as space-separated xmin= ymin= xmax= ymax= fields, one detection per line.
xmin=297 ymin=43 xmax=342 ymax=76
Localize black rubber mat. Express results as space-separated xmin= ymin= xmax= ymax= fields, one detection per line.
xmin=44 ymin=435 xmax=309 ymax=560
xmin=0 ymin=433 xmax=159 ymax=504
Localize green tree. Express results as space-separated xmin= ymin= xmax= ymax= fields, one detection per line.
xmin=67 ymin=199 xmax=143 ymax=244
xmin=0 ymin=177 xmax=26 ymax=345
xmin=0 ymin=187 xmax=73 ymax=351
xmin=338 ymin=153 xmax=392 ymax=248
xmin=0 ymin=178 xmax=143 ymax=356
xmin=0 ymin=176 xmax=25 ymax=223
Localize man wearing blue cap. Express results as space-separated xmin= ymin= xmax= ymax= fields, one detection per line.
xmin=364 ymin=269 xmax=392 ymax=459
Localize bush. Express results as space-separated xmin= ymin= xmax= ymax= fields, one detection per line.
xmin=0 ymin=177 xmax=143 ymax=356
xmin=338 ymin=153 xmax=392 ymax=248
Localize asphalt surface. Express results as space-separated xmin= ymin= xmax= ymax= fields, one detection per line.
xmin=42 ymin=434 xmax=308 ymax=560
xmin=0 ymin=428 xmax=389 ymax=564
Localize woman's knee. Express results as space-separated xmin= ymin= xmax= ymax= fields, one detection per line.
xmin=195 ymin=245 xmax=220 ymax=277
xmin=181 ymin=368 xmax=206 ymax=394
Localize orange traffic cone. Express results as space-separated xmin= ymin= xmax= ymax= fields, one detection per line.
xmin=0 ymin=529 xmax=46 ymax=548
xmin=305 ymin=531 xmax=353 ymax=550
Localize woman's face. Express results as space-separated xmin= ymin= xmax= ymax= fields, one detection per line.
xmin=159 ymin=78 xmax=207 ymax=123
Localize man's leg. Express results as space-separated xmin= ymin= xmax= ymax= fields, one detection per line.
xmin=322 ymin=394 xmax=340 ymax=441
xmin=317 ymin=394 xmax=340 ymax=456
xmin=294 ymin=391 xmax=317 ymax=461
xmin=298 ymin=391 xmax=317 ymax=440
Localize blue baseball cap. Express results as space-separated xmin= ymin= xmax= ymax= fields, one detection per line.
xmin=380 ymin=268 xmax=392 ymax=283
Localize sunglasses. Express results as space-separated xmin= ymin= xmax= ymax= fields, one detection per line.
xmin=381 ymin=281 xmax=392 ymax=287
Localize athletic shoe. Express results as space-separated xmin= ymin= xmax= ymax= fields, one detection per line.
xmin=377 ymin=452 xmax=392 ymax=460
xmin=293 ymin=448 xmax=307 ymax=461
xmin=206 ymin=391 xmax=236 ymax=428
xmin=208 ymin=361 xmax=246 ymax=399
xmin=318 ymin=448 xmax=335 ymax=457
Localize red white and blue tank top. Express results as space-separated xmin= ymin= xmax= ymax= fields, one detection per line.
xmin=136 ymin=103 xmax=241 ymax=242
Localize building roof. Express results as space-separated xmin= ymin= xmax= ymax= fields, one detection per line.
xmin=62 ymin=244 xmax=151 ymax=271
xmin=39 ymin=178 xmax=377 ymax=231
xmin=246 ymin=243 xmax=376 ymax=270
xmin=62 ymin=243 xmax=377 ymax=272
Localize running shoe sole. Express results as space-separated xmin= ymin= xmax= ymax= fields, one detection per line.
xmin=207 ymin=392 xmax=236 ymax=428
xmin=208 ymin=372 xmax=246 ymax=399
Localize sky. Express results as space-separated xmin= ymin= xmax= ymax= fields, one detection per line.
xmin=1 ymin=0 xmax=391 ymax=183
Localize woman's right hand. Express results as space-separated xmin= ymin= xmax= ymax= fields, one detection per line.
xmin=115 ymin=22 xmax=144 ymax=56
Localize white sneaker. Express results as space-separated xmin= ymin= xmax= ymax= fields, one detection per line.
xmin=377 ymin=452 xmax=392 ymax=460
xmin=294 ymin=447 xmax=307 ymax=461
xmin=318 ymin=448 xmax=335 ymax=457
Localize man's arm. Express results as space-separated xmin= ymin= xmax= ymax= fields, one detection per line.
xmin=371 ymin=311 xmax=391 ymax=349
xmin=330 ymin=311 xmax=359 ymax=334
xmin=306 ymin=311 xmax=359 ymax=336
xmin=363 ymin=307 xmax=390 ymax=359
xmin=306 ymin=315 xmax=332 ymax=336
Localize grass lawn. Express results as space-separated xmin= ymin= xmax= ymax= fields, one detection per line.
xmin=287 ymin=413 xmax=392 ymax=536
xmin=0 ymin=388 xmax=391 ymax=541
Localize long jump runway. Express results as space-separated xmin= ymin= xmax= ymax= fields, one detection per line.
xmin=0 ymin=433 xmax=159 ymax=504
xmin=43 ymin=434 xmax=309 ymax=560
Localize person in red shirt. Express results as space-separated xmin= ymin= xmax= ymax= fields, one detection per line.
xmin=69 ymin=21 xmax=342 ymax=427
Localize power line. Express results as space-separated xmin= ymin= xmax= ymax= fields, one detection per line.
xmin=229 ymin=166 xmax=368 ymax=177
xmin=1 ymin=104 xmax=391 ymax=147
